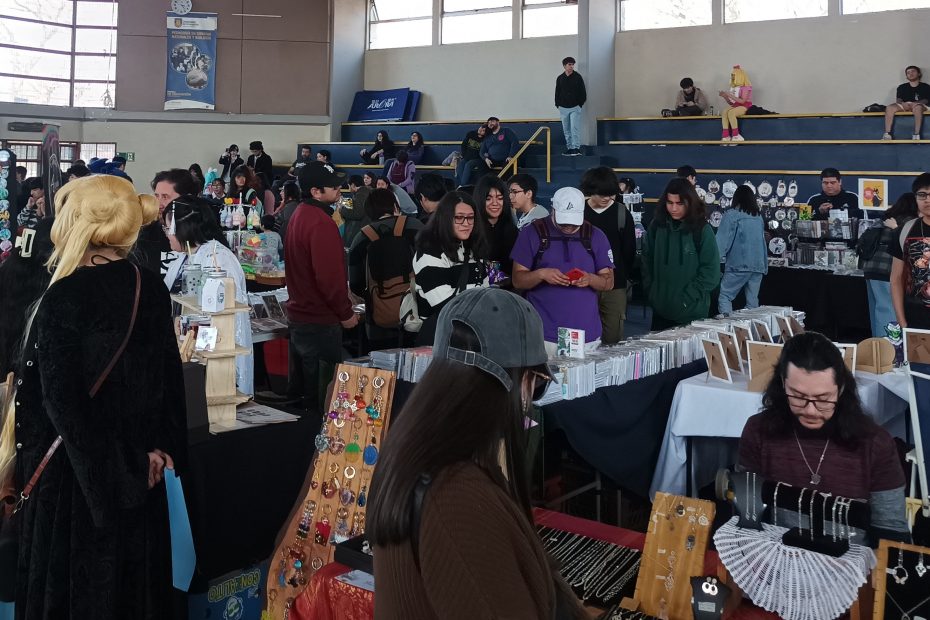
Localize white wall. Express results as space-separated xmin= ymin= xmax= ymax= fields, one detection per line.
xmin=614 ymin=8 xmax=930 ymax=117
xmin=364 ymin=35 xmax=577 ymax=120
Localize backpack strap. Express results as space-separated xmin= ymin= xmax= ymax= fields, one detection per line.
xmin=530 ymin=218 xmax=551 ymax=270
xmin=899 ymin=218 xmax=919 ymax=254
xmin=580 ymin=221 xmax=594 ymax=258
xmin=393 ymin=215 xmax=407 ymax=237
xmin=361 ymin=224 xmax=379 ymax=243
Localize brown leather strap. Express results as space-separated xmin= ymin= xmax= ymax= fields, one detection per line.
xmin=361 ymin=225 xmax=379 ymax=243
xmin=15 ymin=264 xmax=142 ymax=511
xmin=393 ymin=215 xmax=406 ymax=237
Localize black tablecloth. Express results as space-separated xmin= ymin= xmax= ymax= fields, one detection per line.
xmin=542 ymin=359 xmax=708 ymax=498
xmin=759 ymin=267 xmax=869 ymax=341
xmin=184 ymin=415 xmax=316 ymax=584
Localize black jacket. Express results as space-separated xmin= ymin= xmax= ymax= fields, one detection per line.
xmin=555 ymin=71 xmax=587 ymax=108
xmin=247 ymin=152 xmax=274 ymax=189
xmin=218 ymin=153 xmax=244 ymax=180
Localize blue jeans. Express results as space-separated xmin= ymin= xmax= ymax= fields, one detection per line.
xmin=457 ymin=158 xmax=488 ymax=187
xmin=866 ymin=278 xmax=897 ymax=337
xmin=558 ymin=105 xmax=582 ymax=150
xmin=718 ymin=270 xmax=763 ymax=315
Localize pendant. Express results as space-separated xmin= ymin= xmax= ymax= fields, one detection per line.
xmin=339 ymin=487 xmax=356 ymax=506
xmin=345 ymin=442 xmax=361 ymax=463
xmin=363 ymin=444 xmax=379 ymax=466
xmin=314 ymin=518 xmax=331 ymax=546
xmin=314 ymin=433 xmax=330 ymax=452
xmin=328 ymin=436 xmax=346 ymax=455
xmin=350 ymin=512 xmax=362 ymax=537
xmin=810 ymin=473 xmax=821 ymax=485
xmin=357 ymin=485 xmax=367 ymax=507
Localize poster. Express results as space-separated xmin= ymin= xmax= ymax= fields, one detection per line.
xmin=40 ymin=124 xmax=61 ymax=216
xmin=858 ymin=178 xmax=889 ymax=210
xmin=165 ymin=12 xmax=218 ymax=111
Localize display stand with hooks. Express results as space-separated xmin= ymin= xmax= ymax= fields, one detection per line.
xmin=172 ymin=294 xmax=251 ymax=431
xmin=873 ymin=539 xmax=930 ymax=620
xmin=263 ymin=364 xmax=397 ymax=620
xmin=620 ymin=492 xmax=715 ymax=620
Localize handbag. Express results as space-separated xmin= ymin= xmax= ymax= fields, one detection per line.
xmin=0 ymin=264 xmax=141 ymax=602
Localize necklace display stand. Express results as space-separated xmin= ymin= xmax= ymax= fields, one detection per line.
xmin=263 ymin=365 xmax=397 ymax=620
xmin=873 ymin=539 xmax=930 ymax=620
xmin=621 ymin=492 xmax=715 ymax=620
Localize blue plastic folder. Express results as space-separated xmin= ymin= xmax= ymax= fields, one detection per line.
xmin=165 ymin=468 xmax=196 ymax=591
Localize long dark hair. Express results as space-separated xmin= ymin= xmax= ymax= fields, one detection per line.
xmin=368 ymin=324 xmax=533 ymax=543
xmin=885 ymin=192 xmax=919 ymax=222
xmin=473 ymin=174 xmax=516 ymax=231
xmin=0 ymin=218 xmax=54 ymax=375
xmin=407 ymin=131 xmax=424 ymax=148
xmin=654 ymin=177 xmax=706 ymax=231
xmin=732 ymin=184 xmax=760 ymax=216
xmin=169 ymin=197 xmax=229 ymax=249
xmin=416 ymin=191 xmax=488 ymax=261
xmin=759 ymin=331 xmax=874 ymax=447
xmin=232 ymin=164 xmax=262 ymax=194
xmin=189 ymin=163 xmax=205 ymax=185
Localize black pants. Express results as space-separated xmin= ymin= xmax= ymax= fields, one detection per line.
xmin=287 ymin=322 xmax=343 ymax=420
xmin=670 ymin=106 xmax=704 ymax=117
xmin=650 ymin=312 xmax=680 ymax=331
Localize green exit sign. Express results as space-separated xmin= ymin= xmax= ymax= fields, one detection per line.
xmin=116 ymin=151 xmax=135 ymax=162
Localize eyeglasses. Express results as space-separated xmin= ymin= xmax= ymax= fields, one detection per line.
xmin=916 ymin=191 xmax=930 ymax=200
xmin=453 ymin=215 xmax=475 ymax=225
xmin=785 ymin=393 xmax=839 ymax=412
xmin=508 ymin=189 xmax=525 ymax=196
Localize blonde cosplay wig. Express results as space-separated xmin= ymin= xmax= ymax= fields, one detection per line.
xmin=730 ymin=65 xmax=751 ymax=87
xmin=0 ymin=176 xmax=157 ymax=488
xmin=47 ymin=175 xmax=159 ymax=285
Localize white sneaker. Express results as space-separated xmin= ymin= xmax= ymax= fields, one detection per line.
xmin=882 ymin=132 xmax=893 ymax=140
xmin=721 ymin=136 xmax=731 ymax=142
xmin=913 ymin=134 xmax=921 ymax=141
xmin=730 ymin=134 xmax=745 ymax=142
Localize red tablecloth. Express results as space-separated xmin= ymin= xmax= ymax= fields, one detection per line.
xmin=292 ymin=509 xmax=779 ymax=620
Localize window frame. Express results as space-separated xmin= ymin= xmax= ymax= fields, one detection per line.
xmin=2 ymin=140 xmax=116 ymax=178
xmin=0 ymin=0 xmax=117 ymax=107
xmin=521 ymin=0 xmax=579 ymax=38
xmin=367 ymin=0 xmax=433 ymax=50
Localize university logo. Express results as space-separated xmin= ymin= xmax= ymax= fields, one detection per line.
xmin=367 ymin=97 xmax=396 ymax=110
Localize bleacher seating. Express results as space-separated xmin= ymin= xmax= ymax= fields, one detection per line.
xmin=285 ymin=113 xmax=924 ymax=207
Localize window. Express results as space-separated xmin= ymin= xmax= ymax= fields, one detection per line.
xmin=523 ymin=1 xmax=578 ymax=38
xmin=442 ymin=0 xmax=512 ymax=44
xmin=619 ymin=0 xmax=711 ymax=31
xmin=3 ymin=140 xmax=114 ymax=177
xmin=724 ymin=0 xmax=827 ymax=23
xmin=368 ymin=0 xmax=432 ymax=49
xmin=842 ymin=0 xmax=930 ymax=14
xmin=0 ymin=0 xmax=117 ymax=107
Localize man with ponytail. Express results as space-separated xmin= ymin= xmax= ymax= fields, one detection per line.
xmin=4 ymin=175 xmax=187 ymax=618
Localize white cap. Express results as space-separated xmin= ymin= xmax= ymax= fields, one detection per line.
xmin=551 ymin=187 xmax=586 ymax=226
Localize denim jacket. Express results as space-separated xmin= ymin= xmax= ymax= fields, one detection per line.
xmin=715 ymin=209 xmax=768 ymax=274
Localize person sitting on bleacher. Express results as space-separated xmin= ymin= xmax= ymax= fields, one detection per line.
xmin=719 ymin=65 xmax=753 ymax=142
xmin=480 ymin=117 xmax=520 ymax=171
xmin=383 ymin=149 xmax=416 ymax=196
xmin=662 ymin=78 xmax=709 ymax=117
xmin=453 ymin=124 xmax=488 ymax=187
xmin=360 ymin=130 xmax=397 ymax=165
xmin=882 ymin=65 xmax=930 ymax=141
xmin=405 ymin=131 xmax=426 ymax=164
xmin=807 ymin=168 xmax=863 ymax=221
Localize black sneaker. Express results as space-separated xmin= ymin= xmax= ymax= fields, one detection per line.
xmin=561 ymin=149 xmax=572 ymax=156
xmin=569 ymin=148 xmax=582 ymax=156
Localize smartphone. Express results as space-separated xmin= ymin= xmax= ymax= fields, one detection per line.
xmin=565 ymin=268 xmax=585 ymax=282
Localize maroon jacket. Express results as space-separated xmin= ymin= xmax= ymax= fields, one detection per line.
xmin=284 ymin=201 xmax=353 ymax=325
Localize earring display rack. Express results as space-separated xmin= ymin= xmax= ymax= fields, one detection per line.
xmin=873 ymin=539 xmax=930 ymax=620
xmin=263 ymin=364 xmax=397 ymax=620
xmin=623 ymin=492 xmax=716 ymax=620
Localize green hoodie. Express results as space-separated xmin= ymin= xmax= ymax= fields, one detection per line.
xmin=642 ymin=220 xmax=721 ymax=325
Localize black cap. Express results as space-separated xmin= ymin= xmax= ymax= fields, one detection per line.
xmin=298 ymin=161 xmax=346 ymax=191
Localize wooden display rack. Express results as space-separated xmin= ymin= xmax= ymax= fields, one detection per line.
xmin=623 ymin=492 xmax=715 ymax=620
xmin=872 ymin=539 xmax=930 ymax=620
xmin=264 ymin=364 xmax=397 ymax=620
xmin=172 ymin=294 xmax=250 ymax=431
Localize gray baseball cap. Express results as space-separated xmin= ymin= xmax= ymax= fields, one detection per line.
xmin=432 ymin=288 xmax=552 ymax=391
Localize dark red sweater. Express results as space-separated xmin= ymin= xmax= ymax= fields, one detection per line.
xmin=284 ymin=201 xmax=353 ymax=325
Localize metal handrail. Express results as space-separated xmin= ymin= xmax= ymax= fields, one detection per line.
xmin=497 ymin=125 xmax=551 ymax=183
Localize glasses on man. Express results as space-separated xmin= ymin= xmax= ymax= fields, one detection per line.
xmin=915 ymin=191 xmax=930 ymax=200
xmin=508 ymin=189 xmax=525 ymax=196
xmin=785 ymin=392 xmax=839 ymax=412
xmin=453 ymin=215 xmax=475 ymax=225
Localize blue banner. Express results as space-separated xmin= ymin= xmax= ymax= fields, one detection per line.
xmin=165 ymin=12 xmax=218 ymax=111
xmin=349 ymin=88 xmax=412 ymax=122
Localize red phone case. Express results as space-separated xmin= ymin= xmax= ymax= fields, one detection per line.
xmin=566 ymin=268 xmax=584 ymax=282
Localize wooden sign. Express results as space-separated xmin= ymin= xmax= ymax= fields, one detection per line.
xmin=856 ymin=337 xmax=895 ymax=375
xmin=747 ymin=341 xmax=784 ymax=392
xmin=905 ymin=328 xmax=930 ymax=365
xmin=703 ymin=338 xmax=732 ymax=383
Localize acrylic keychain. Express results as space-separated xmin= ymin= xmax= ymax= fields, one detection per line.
xmin=353 ymin=374 xmax=369 ymax=416
xmin=344 ymin=418 xmax=363 ymax=463
xmin=314 ymin=504 xmax=332 ymax=547
xmin=357 ymin=470 xmax=370 ymax=508
xmin=339 ymin=466 xmax=357 ymax=507
xmin=321 ymin=463 xmax=341 ymax=499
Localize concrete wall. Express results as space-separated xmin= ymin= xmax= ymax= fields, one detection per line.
xmin=364 ymin=35 xmax=577 ymax=121
xmin=614 ymin=8 xmax=930 ymax=117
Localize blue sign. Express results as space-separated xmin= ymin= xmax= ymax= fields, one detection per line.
xmin=165 ymin=12 xmax=218 ymax=111
xmin=349 ymin=88 xmax=417 ymax=122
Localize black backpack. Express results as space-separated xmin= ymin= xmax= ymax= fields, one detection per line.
xmin=530 ymin=218 xmax=596 ymax=269
xmin=362 ymin=216 xmax=414 ymax=328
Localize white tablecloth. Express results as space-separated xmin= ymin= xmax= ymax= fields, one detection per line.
xmin=649 ymin=370 xmax=910 ymax=498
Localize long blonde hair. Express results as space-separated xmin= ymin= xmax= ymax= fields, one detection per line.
xmin=0 ymin=175 xmax=158 ymax=489
xmin=730 ymin=65 xmax=751 ymax=87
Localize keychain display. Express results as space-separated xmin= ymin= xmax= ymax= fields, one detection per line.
xmin=875 ymin=540 xmax=930 ymax=620
xmin=690 ymin=575 xmax=731 ymax=619
xmin=265 ymin=365 xmax=397 ymax=620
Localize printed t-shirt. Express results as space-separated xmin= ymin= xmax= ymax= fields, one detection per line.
xmin=889 ymin=218 xmax=930 ymax=328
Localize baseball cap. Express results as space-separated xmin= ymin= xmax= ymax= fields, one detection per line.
xmin=551 ymin=187 xmax=585 ymax=226
xmin=432 ymin=288 xmax=553 ymax=391
xmin=298 ymin=161 xmax=346 ymax=191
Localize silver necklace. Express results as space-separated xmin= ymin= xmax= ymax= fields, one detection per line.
xmin=793 ymin=429 xmax=830 ymax=485
xmin=887 ymin=589 xmax=930 ymax=620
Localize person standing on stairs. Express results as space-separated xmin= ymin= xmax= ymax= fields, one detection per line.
xmin=719 ymin=65 xmax=753 ymax=142
xmin=555 ymin=56 xmax=587 ymax=156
